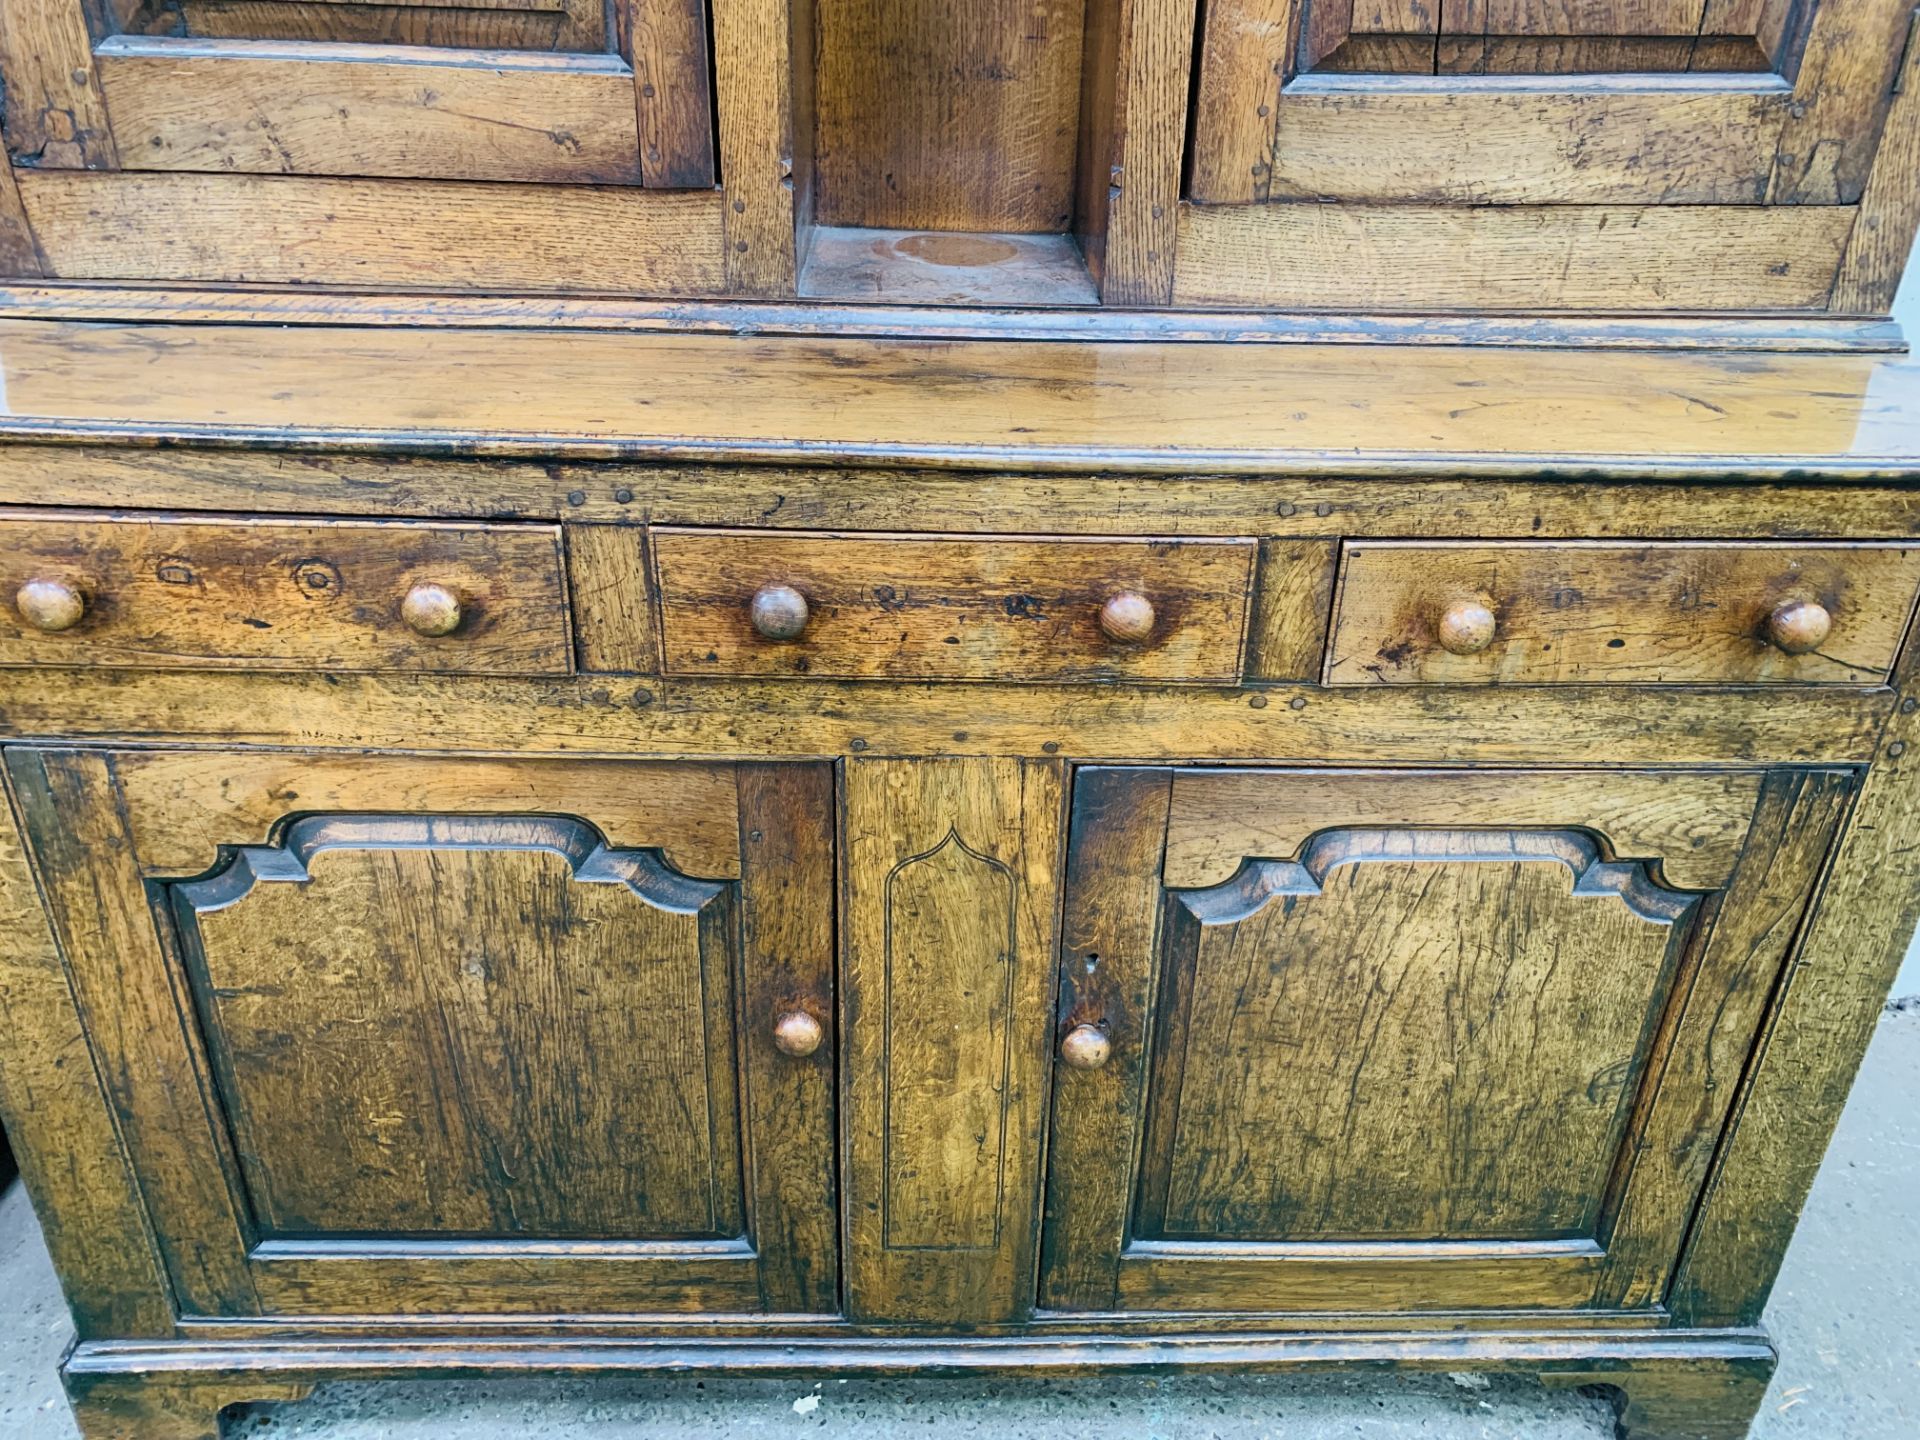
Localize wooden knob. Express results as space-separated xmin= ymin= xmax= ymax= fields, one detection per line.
xmin=1436 ymin=599 xmax=1497 ymax=656
xmin=772 ymin=1010 xmax=824 ymax=1057
xmin=15 ymin=578 xmax=85 ymax=632
xmin=401 ymin=582 xmax=463 ymax=637
xmin=1059 ymin=1024 xmax=1111 ymax=1070
xmin=750 ymin=583 xmax=810 ymax=640
xmin=1766 ymin=600 xmax=1831 ymax=655
xmin=1099 ymin=592 xmax=1156 ymax=644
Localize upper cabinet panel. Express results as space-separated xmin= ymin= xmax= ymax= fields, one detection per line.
xmin=1190 ymin=0 xmax=1915 ymax=207
xmin=0 ymin=0 xmax=716 ymax=185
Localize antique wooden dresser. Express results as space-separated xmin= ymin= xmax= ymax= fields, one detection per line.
xmin=0 ymin=0 xmax=1918 ymax=1436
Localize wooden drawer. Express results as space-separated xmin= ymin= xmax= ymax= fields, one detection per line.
xmin=1326 ymin=541 xmax=1920 ymax=686
xmin=0 ymin=512 xmax=571 ymax=674
xmin=652 ymin=530 xmax=1256 ymax=682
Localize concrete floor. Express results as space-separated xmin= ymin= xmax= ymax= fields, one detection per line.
xmin=0 ymin=1003 xmax=1912 ymax=1438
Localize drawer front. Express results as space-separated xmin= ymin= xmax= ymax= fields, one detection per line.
xmin=653 ymin=530 xmax=1257 ymax=682
xmin=1326 ymin=541 xmax=1920 ymax=686
xmin=1 ymin=513 xmax=571 ymax=674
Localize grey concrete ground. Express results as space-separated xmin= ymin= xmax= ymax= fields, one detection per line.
xmin=1 ymin=1002 xmax=1913 ymax=1438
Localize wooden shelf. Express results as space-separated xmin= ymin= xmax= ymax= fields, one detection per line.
xmin=799 ymin=228 xmax=1097 ymax=307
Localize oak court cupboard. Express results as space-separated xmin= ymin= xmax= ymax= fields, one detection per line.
xmin=0 ymin=0 xmax=1919 ymax=1435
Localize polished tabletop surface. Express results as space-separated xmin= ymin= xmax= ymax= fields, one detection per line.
xmin=0 ymin=314 xmax=1917 ymax=474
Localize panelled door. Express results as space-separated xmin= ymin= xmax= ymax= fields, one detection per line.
xmin=1188 ymin=0 xmax=1917 ymax=206
xmin=1 ymin=0 xmax=715 ymax=184
xmin=1041 ymin=766 xmax=1851 ymax=1315
xmin=5 ymin=749 xmax=836 ymax=1319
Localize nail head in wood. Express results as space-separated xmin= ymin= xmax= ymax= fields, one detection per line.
xmin=1766 ymin=599 xmax=1831 ymax=655
xmin=750 ymin=583 xmax=811 ymax=640
xmin=1436 ymin=599 xmax=1497 ymax=656
xmin=1060 ymin=1024 xmax=1112 ymax=1070
xmin=401 ymin=582 xmax=464 ymax=637
xmin=773 ymin=1010 xmax=825 ymax=1057
xmin=15 ymin=578 xmax=86 ymax=632
xmin=1099 ymin=592 xmax=1156 ymax=644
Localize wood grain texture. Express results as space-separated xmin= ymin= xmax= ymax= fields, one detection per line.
xmin=4 ymin=749 xmax=261 ymax=1319
xmin=711 ymin=0 xmax=798 ymax=294
xmin=64 ymin=1375 xmax=313 ymax=1440
xmin=170 ymin=0 xmax=603 ymax=48
xmin=1243 ymin=539 xmax=1338 ymax=682
xmin=1325 ymin=541 xmax=1920 ymax=685
xmin=627 ymin=0 xmax=717 ymax=187
xmin=0 ymin=0 xmax=117 ymax=168
xmin=1831 ymin=8 xmax=1920 ymax=314
xmin=797 ymin=227 xmax=1098 ymax=306
xmin=567 ymin=524 xmax=658 ymax=674
xmin=1766 ymin=0 xmax=1915 ymax=203
xmin=1037 ymin=766 xmax=1173 ymax=1310
xmin=9 ymin=750 xmax=842 ymax=1324
xmin=110 ymin=751 xmax=742 ymax=880
xmin=1144 ymin=829 xmax=1697 ymax=1243
xmin=1596 ymin=767 xmax=1854 ymax=1310
xmin=1186 ymin=0 xmax=1288 ymax=203
xmin=0 ymin=665 xmax=1889 ymax=766
xmin=0 ymin=157 xmax=40 ymax=276
xmin=1669 ymin=646 xmax=1920 ymax=1327
xmin=1078 ymin=0 xmax=1200 ymax=303
xmin=812 ymin=0 xmax=1084 ymax=231
xmin=175 ymin=814 xmax=745 ymax=1239
xmin=1172 ymin=202 xmax=1856 ymax=312
xmin=19 ymin=174 xmax=726 ymax=293
xmin=1162 ymin=768 xmax=1768 ymax=893
xmin=842 ymin=757 xmax=1062 ymax=1323
xmin=0 ymin=512 xmax=573 ymax=674
xmin=1043 ymin=764 xmax=1846 ymax=1319
xmin=1267 ymin=85 xmax=1793 ymax=204
xmin=652 ymin=529 xmax=1255 ymax=682
xmin=42 ymin=1331 xmax=1784 ymax=1434
xmin=0 ymin=766 xmax=174 ymax=1338
xmin=9 ymin=453 xmax=1920 ymax=535
xmin=96 ymin=40 xmax=648 ymax=184
xmin=734 ymin=764 xmax=839 ymax=1313
xmin=0 ymin=323 xmax=1913 ymax=468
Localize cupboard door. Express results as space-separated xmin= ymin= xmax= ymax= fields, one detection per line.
xmin=1 ymin=0 xmax=713 ymax=185
xmin=1189 ymin=0 xmax=1914 ymax=206
xmin=5 ymin=750 xmax=836 ymax=1318
xmin=1040 ymin=766 xmax=1851 ymax=1314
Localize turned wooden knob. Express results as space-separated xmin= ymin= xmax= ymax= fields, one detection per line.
xmin=772 ymin=1010 xmax=824 ymax=1057
xmin=750 ymin=583 xmax=810 ymax=640
xmin=1436 ymin=599 xmax=1497 ymax=656
xmin=15 ymin=578 xmax=85 ymax=632
xmin=1766 ymin=600 xmax=1831 ymax=655
xmin=1099 ymin=592 xmax=1156 ymax=644
xmin=1059 ymin=1024 xmax=1112 ymax=1070
xmin=401 ymin=582 xmax=463 ymax=637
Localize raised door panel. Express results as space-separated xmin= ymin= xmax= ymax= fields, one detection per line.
xmin=1136 ymin=829 xmax=1691 ymax=1245
xmin=0 ymin=0 xmax=714 ymax=185
xmin=4 ymin=749 xmax=837 ymax=1319
xmin=1186 ymin=0 xmax=1912 ymax=246
xmin=1040 ymin=766 xmax=1852 ymax=1315
xmin=175 ymin=815 xmax=743 ymax=1241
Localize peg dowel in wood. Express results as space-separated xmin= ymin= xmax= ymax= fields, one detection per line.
xmin=1766 ymin=600 xmax=1831 ymax=655
xmin=772 ymin=1010 xmax=825 ymax=1057
xmin=15 ymin=578 xmax=86 ymax=632
xmin=1436 ymin=599 xmax=1497 ymax=656
xmin=750 ymin=583 xmax=811 ymax=640
xmin=1099 ymin=592 xmax=1156 ymax=644
xmin=1060 ymin=1024 xmax=1112 ymax=1070
xmin=400 ymin=582 xmax=464 ymax=637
